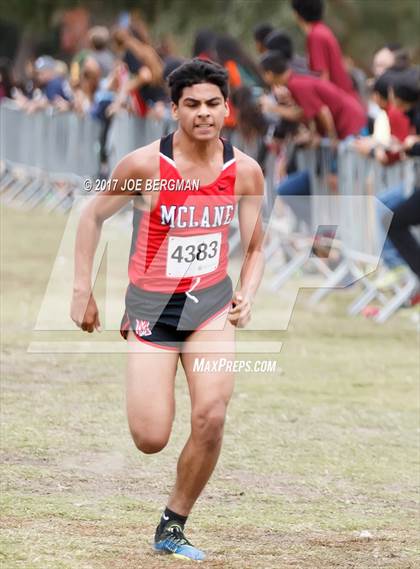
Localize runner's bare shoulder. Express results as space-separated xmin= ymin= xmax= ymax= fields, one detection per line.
xmin=110 ymin=139 xmax=161 ymax=194
xmin=87 ymin=140 xmax=161 ymax=221
xmin=232 ymin=147 xmax=264 ymax=197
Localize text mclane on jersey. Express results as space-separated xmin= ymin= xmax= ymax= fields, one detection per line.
xmin=160 ymin=204 xmax=235 ymax=229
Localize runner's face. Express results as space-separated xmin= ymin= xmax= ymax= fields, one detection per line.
xmin=172 ymin=83 xmax=228 ymax=140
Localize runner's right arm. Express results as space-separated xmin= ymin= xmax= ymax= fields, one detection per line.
xmin=70 ymin=148 xmax=152 ymax=332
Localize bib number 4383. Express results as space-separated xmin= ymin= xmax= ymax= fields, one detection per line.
xmin=166 ymin=233 xmax=222 ymax=277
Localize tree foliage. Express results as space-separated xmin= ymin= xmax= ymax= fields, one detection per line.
xmin=0 ymin=0 xmax=418 ymax=67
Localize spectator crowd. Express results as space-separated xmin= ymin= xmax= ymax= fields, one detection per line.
xmin=1 ymin=0 xmax=419 ymax=308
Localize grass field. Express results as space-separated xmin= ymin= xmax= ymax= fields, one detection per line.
xmin=1 ymin=206 xmax=419 ymax=569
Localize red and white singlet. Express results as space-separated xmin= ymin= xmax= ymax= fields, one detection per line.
xmin=128 ymin=132 xmax=237 ymax=294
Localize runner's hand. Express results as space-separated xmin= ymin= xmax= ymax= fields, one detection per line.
xmin=71 ymin=290 xmax=101 ymax=333
xmin=228 ymin=291 xmax=251 ymax=328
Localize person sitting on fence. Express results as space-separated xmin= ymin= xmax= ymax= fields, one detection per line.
xmin=259 ymin=51 xmax=367 ymax=143
xmin=291 ymin=0 xmax=359 ymax=98
xmin=259 ymin=50 xmax=367 ymax=229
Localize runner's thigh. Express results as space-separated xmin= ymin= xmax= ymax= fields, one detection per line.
xmin=181 ymin=322 xmax=236 ymax=411
xmin=126 ymin=331 xmax=180 ymax=443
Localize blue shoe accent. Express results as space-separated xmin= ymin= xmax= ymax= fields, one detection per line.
xmin=153 ymin=522 xmax=206 ymax=561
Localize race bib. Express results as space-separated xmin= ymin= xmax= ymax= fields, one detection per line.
xmin=166 ymin=233 xmax=222 ymax=278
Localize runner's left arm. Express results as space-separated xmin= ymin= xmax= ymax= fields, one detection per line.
xmin=228 ymin=157 xmax=265 ymax=328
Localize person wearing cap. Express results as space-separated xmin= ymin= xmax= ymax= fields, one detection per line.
xmin=34 ymin=56 xmax=72 ymax=103
xmin=15 ymin=56 xmax=72 ymax=113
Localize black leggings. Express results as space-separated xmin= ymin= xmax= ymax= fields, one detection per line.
xmin=386 ymin=190 xmax=420 ymax=278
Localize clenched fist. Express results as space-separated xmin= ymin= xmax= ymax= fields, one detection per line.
xmin=71 ymin=289 xmax=101 ymax=333
xmin=228 ymin=291 xmax=252 ymax=328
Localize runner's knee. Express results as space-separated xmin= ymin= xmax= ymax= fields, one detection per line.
xmin=130 ymin=427 xmax=169 ymax=454
xmin=191 ymin=401 xmax=227 ymax=446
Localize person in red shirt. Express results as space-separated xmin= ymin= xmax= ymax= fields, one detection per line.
xmin=260 ymin=51 xmax=366 ymax=142
xmin=259 ymin=50 xmax=366 ymax=232
xmin=291 ymin=0 xmax=357 ymax=97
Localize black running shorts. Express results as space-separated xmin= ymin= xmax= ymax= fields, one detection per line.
xmin=120 ymin=276 xmax=233 ymax=350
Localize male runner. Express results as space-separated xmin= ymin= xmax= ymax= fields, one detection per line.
xmin=71 ymin=59 xmax=265 ymax=561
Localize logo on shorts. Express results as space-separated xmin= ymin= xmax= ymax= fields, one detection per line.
xmin=135 ymin=319 xmax=152 ymax=337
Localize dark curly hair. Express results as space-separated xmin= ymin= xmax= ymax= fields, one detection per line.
xmin=167 ymin=58 xmax=229 ymax=104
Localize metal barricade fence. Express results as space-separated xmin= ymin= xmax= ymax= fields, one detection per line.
xmin=338 ymin=145 xmax=379 ymax=263
xmin=296 ymin=140 xmax=337 ymax=229
xmin=337 ymin=147 xmax=419 ymax=322
xmin=1 ymin=99 xmax=104 ymax=212
xmin=106 ymin=111 xmax=168 ymax=173
xmin=266 ymin=136 xmax=419 ymax=321
xmin=339 ymin=147 xmax=417 ymax=263
xmin=268 ymin=142 xmax=342 ymax=291
xmin=230 ymin=128 xmax=279 ymax=221
xmin=1 ymin=102 xmax=418 ymax=321
xmin=228 ymin=130 xmax=279 ymax=254
xmin=0 ymin=99 xmax=101 ymax=177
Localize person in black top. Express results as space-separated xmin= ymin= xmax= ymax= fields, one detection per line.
xmin=384 ymin=73 xmax=420 ymax=278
